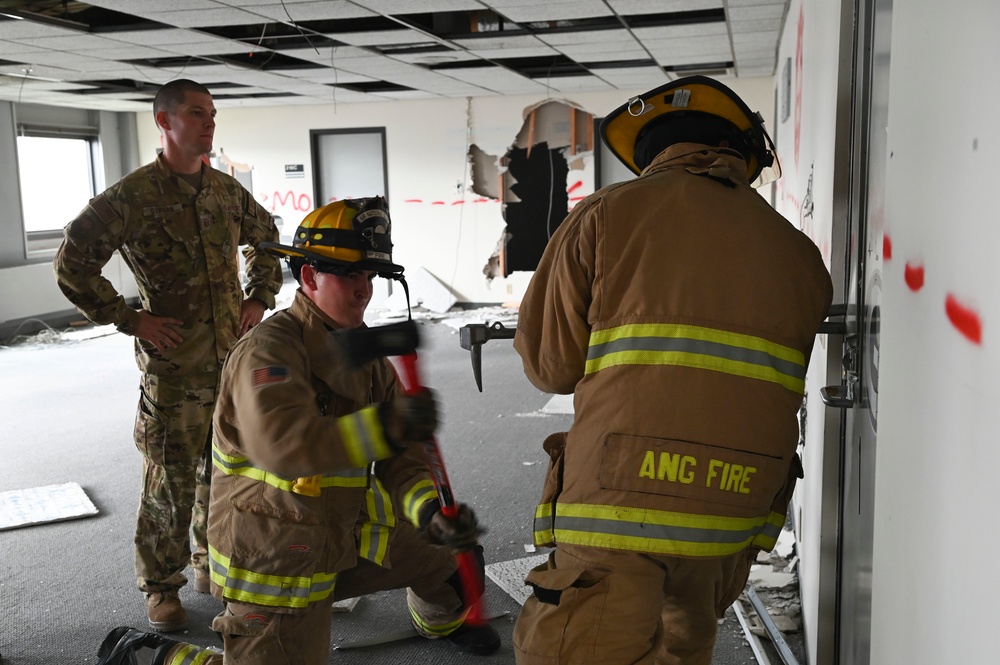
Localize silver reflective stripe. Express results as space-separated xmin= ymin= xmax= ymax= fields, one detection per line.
xmin=555 ymin=515 xmax=758 ymax=545
xmin=225 ymin=571 xmax=335 ymax=604
xmin=587 ymin=336 xmax=805 ymax=382
xmin=346 ymin=410 xmax=380 ymax=461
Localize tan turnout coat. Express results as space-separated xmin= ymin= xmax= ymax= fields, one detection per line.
xmin=515 ymin=143 xmax=834 ymax=558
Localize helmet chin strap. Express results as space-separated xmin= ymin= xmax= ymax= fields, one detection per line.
xmin=387 ymin=273 xmax=413 ymax=321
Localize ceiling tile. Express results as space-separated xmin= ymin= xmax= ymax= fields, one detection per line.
xmin=325 ymin=28 xmax=435 ymax=47
xmin=632 ymin=23 xmax=728 ymax=40
xmin=0 ymin=20 xmax=78 ymax=40
xmin=557 ymin=43 xmax=649 ymax=62
xmin=609 ymin=0 xmax=723 ymax=12
xmin=452 ymin=34 xmax=548 ymax=50
xmin=246 ymin=2 xmax=377 ymax=22
xmin=464 ymin=46 xmax=559 ymax=60
xmin=103 ymin=29 xmax=226 ymax=47
xmin=730 ymin=18 xmax=784 ymax=33
xmin=492 ymin=2 xmax=615 ymax=22
xmin=390 ymin=50 xmax=479 ymax=65
xmin=543 ymin=75 xmax=613 ymax=93
xmin=372 ymin=89 xmax=440 ymax=100
xmin=86 ymin=0 xmax=216 ymax=10
xmin=138 ymin=7 xmax=273 ymax=28
xmin=6 ymin=33 xmax=126 ymax=50
xmin=729 ymin=5 xmax=786 ymax=21
xmin=1 ymin=0 xmax=787 ymax=109
xmin=272 ymin=67 xmax=378 ymax=84
xmin=440 ymin=66 xmax=545 ymax=94
xmin=726 ymin=0 xmax=787 ymax=7
xmin=0 ymin=41 xmax=45 ymax=56
xmin=537 ymin=29 xmax=634 ymax=47
xmin=732 ymin=30 xmax=779 ymax=47
xmin=350 ymin=0 xmax=484 ymax=11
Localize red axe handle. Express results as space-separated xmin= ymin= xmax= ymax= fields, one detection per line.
xmin=399 ymin=352 xmax=486 ymax=626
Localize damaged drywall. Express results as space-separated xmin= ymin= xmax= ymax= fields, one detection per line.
xmin=472 ymin=99 xmax=595 ymax=279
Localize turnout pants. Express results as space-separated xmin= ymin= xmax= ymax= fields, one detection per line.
xmin=133 ymin=372 xmax=217 ymax=592
xmin=211 ymin=520 xmax=467 ymax=665
xmin=513 ymin=543 xmax=757 ymax=665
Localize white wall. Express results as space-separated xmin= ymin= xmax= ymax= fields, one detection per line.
xmin=771 ymin=2 xmax=844 ymax=663
xmin=136 ymin=80 xmax=773 ymax=305
xmin=872 ymin=2 xmax=1000 ymax=663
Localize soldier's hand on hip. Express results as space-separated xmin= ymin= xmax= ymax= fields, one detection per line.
xmin=239 ymin=298 xmax=266 ymax=337
xmin=134 ymin=310 xmax=184 ymax=352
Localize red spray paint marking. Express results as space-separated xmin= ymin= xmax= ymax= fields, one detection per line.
xmin=567 ymin=180 xmax=583 ymax=194
xmin=883 ymin=234 xmax=892 ymax=260
xmin=945 ymin=295 xmax=982 ymax=344
xmin=431 ymin=201 xmax=446 ymax=206
xmin=404 ymin=199 xmax=423 ymax=204
xmin=904 ymin=263 xmax=925 ymax=291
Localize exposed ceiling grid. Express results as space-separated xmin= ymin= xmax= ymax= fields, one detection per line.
xmin=0 ymin=0 xmax=789 ymax=109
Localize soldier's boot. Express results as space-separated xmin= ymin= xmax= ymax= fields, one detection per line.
xmin=97 ymin=627 xmax=222 ymax=665
xmin=193 ymin=570 xmax=211 ymax=594
xmin=146 ymin=591 xmax=187 ymax=632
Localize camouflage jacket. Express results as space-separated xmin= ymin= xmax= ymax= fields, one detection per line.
xmin=53 ymin=155 xmax=282 ymax=376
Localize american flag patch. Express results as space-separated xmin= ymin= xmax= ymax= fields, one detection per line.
xmin=253 ymin=366 xmax=288 ymax=387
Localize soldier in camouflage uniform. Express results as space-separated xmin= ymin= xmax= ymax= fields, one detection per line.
xmin=53 ymin=79 xmax=282 ymax=633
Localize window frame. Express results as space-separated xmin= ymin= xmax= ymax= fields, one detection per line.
xmin=15 ymin=126 xmax=102 ymax=258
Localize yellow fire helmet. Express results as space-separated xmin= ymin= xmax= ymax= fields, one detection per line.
xmin=261 ymin=196 xmax=403 ymax=277
xmin=599 ymin=75 xmax=780 ymax=187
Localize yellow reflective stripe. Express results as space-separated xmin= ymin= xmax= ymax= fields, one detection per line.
xmin=212 ymin=443 xmax=368 ymax=492
xmin=408 ymin=603 xmax=466 ymax=637
xmin=167 ymin=644 xmax=216 ymax=665
xmin=338 ymin=406 xmax=393 ymax=466
xmin=536 ymin=502 xmax=785 ymax=557
xmin=359 ymin=478 xmax=395 ymax=565
xmin=359 ymin=523 xmax=390 ymax=566
xmin=208 ymin=544 xmax=336 ymax=609
xmin=533 ymin=502 xmax=555 ymax=547
xmin=403 ymin=479 xmax=439 ymax=526
xmin=367 ymin=477 xmax=396 ymax=526
xmin=586 ymin=323 xmax=806 ymax=393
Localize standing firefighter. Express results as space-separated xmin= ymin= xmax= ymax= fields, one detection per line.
xmin=98 ymin=197 xmax=499 ymax=664
xmin=53 ymin=79 xmax=282 ymax=632
xmin=512 ymin=76 xmax=834 ymax=664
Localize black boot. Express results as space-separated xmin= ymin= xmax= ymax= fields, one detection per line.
xmin=96 ymin=627 xmax=178 ymax=665
xmin=444 ymin=622 xmax=502 ymax=656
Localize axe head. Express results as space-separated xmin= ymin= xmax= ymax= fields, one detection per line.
xmin=337 ymin=320 xmax=421 ymax=368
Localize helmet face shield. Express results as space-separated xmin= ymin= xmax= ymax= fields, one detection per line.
xmin=261 ymin=196 xmax=403 ymax=277
xmin=600 ymin=75 xmax=779 ymax=187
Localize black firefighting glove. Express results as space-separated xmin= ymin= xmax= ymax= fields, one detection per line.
xmin=419 ymin=500 xmax=485 ymax=551
xmin=380 ymin=388 xmax=439 ymax=451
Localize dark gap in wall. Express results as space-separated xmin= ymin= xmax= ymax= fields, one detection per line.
xmin=502 ymin=141 xmax=569 ymax=275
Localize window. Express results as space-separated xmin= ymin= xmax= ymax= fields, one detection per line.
xmin=16 ymin=133 xmax=98 ymax=254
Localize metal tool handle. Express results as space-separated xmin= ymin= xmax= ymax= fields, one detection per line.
xmin=398 ymin=352 xmax=485 ymax=625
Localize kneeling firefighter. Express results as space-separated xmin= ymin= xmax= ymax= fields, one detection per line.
xmin=98 ymin=197 xmax=499 ymax=664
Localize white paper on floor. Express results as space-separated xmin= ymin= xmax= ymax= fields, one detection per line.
xmin=0 ymin=482 xmax=99 ymax=531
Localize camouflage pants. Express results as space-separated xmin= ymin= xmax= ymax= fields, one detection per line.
xmin=133 ymin=372 xmax=218 ymax=593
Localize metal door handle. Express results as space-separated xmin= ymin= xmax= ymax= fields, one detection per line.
xmin=821 ymin=332 xmax=859 ymax=408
